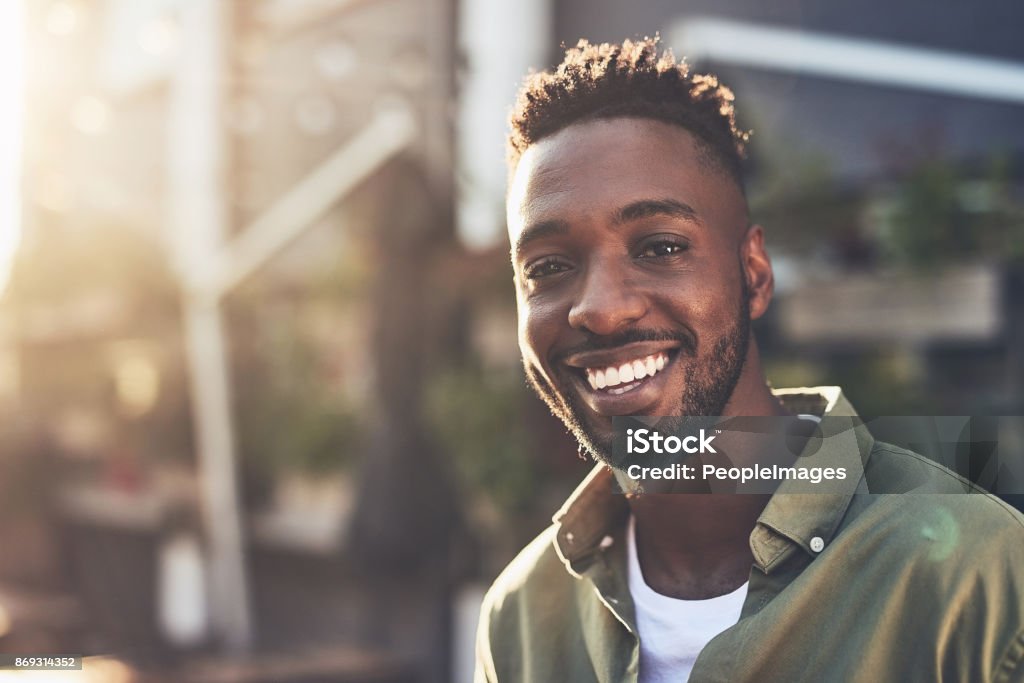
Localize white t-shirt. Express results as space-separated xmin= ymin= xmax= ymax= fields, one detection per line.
xmin=626 ymin=515 xmax=748 ymax=683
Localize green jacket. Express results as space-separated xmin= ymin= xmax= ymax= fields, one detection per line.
xmin=475 ymin=388 xmax=1024 ymax=682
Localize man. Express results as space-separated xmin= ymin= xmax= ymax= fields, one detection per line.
xmin=475 ymin=37 xmax=1024 ymax=682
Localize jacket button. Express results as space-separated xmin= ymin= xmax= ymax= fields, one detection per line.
xmin=810 ymin=536 xmax=825 ymax=552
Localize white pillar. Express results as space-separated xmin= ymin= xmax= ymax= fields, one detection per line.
xmin=168 ymin=0 xmax=253 ymax=653
xmin=456 ymin=0 xmax=551 ymax=250
xmin=0 ymin=0 xmax=25 ymax=293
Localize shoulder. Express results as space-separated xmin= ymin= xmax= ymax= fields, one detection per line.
xmin=841 ymin=446 xmax=1024 ymax=679
xmin=842 ymin=442 xmax=1024 ymax=620
xmin=857 ymin=441 xmax=1024 ymax=550
xmin=479 ymin=524 xmax=575 ymax=625
xmin=475 ymin=524 xmax=582 ymax=682
xmin=868 ymin=439 xmax=1024 ymax=499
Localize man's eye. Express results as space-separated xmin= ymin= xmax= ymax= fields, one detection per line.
xmin=524 ymin=258 xmax=571 ymax=280
xmin=637 ymin=238 xmax=689 ymax=259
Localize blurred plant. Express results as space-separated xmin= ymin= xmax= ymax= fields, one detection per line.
xmin=766 ymin=349 xmax=938 ymax=416
xmin=747 ymin=127 xmax=1024 ymax=272
xmin=970 ymin=154 xmax=1024 ymax=262
xmin=424 ymin=366 xmax=540 ymax=517
xmin=882 ymin=155 xmax=1024 ymax=269
xmin=750 ymin=147 xmax=837 ymax=217
xmin=831 ymin=350 xmax=940 ymax=416
xmin=747 ymin=134 xmax=856 ymax=251
xmin=885 ymin=160 xmax=970 ymax=268
xmin=229 ymin=289 xmax=361 ymax=482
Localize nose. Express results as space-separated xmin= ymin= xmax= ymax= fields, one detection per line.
xmin=567 ymin=258 xmax=648 ymax=336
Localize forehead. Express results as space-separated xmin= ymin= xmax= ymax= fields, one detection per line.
xmin=507 ymin=117 xmax=741 ymax=240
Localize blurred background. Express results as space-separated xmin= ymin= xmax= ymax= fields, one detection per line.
xmin=0 ymin=0 xmax=1022 ymax=681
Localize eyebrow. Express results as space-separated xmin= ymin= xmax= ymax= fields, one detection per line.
xmin=512 ymin=198 xmax=702 ymax=258
xmin=513 ymin=219 xmax=570 ymax=259
xmin=614 ymin=198 xmax=701 ymax=226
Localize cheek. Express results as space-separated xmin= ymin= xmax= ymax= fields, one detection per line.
xmin=648 ymin=274 xmax=739 ymax=332
xmin=517 ymin=298 xmax=564 ymax=371
xmin=646 ymin=276 xmax=704 ymax=318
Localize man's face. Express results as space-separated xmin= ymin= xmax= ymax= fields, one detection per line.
xmin=507 ymin=117 xmax=772 ymax=465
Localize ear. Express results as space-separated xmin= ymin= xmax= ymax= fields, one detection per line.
xmin=740 ymin=224 xmax=773 ymax=320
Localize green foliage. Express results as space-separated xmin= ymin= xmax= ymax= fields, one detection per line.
xmin=748 ymin=136 xmax=853 ymax=250
xmin=766 ymin=350 xmax=938 ymax=417
xmin=884 ymin=156 xmax=1024 ymax=269
xmin=230 ymin=294 xmax=361 ymax=479
xmin=748 ymin=134 xmax=1024 ymax=270
xmin=887 ymin=162 xmax=969 ymax=268
xmin=238 ymin=393 xmax=359 ymax=478
xmin=828 ymin=352 xmax=938 ymax=416
xmin=424 ymin=367 xmax=543 ymax=516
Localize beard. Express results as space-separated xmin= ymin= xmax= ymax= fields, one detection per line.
xmin=524 ymin=275 xmax=752 ymax=468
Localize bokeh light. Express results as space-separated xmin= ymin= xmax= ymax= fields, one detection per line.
xmin=0 ymin=0 xmax=24 ymax=294
xmin=45 ymin=1 xmax=78 ymax=37
xmin=137 ymin=16 xmax=180 ymax=58
xmin=70 ymin=95 xmax=110 ymax=136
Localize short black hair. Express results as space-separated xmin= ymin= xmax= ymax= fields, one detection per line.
xmin=508 ymin=37 xmax=750 ymax=190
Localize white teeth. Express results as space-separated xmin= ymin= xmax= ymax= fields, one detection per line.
xmin=632 ymin=360 xmax=646 ymax=379
xmin=583 ymin=352 xmax=671 ymax=391
xmin=619 ymin=363 xmax=634 ymax=383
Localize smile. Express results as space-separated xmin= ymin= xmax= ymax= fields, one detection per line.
xmin=561 ymin=341 xmax=682 ymax=416
xmin=584 ymin=352 xmax=670 ymax=393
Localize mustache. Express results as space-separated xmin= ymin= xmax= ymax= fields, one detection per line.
xmin=553 ymin=327 xmax=697 ymax=365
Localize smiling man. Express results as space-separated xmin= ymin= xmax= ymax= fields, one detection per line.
xmin=474 ymin=38 xmax=1024 ymax=683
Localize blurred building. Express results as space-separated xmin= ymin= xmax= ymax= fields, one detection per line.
xmin=3 ymin=0 xmax=472 ymax=681
xmin=459 ymin=0 xmax=1024 ymax=419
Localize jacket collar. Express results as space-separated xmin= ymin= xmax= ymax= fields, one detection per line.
xmin=749 ymin=387 xmax=872 ymax=572
xmin=551 ymin=387 xmax=874 ymax=578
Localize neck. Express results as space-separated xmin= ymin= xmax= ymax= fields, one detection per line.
xmin=628 ymin=492 xmax=767 ymax=599
xmin=627 ymin=340 xmax=792 ymax=599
